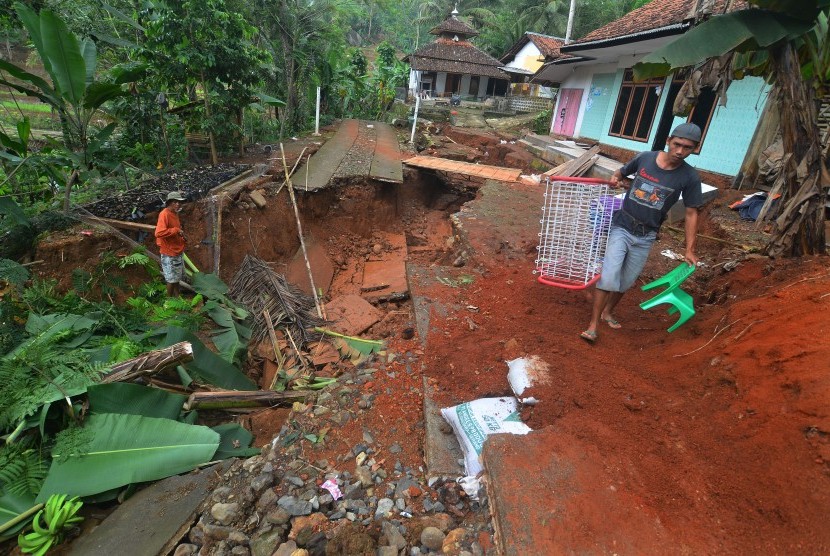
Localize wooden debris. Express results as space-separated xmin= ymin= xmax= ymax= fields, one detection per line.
xmin=100 ymin=342 xmax=193 ymax=383
xmin=83 ymin=215 xmax=156 ymax=233
xmin=183 ymin=390 xmax=306 ymax=410
xmin=543 ymin=145 xmax=601 ymax=177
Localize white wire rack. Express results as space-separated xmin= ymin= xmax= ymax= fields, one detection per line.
xmin=535 ymin=176 xmax=620 ymax=289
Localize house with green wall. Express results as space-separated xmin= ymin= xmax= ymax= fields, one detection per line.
xmin=534 ymin=0 xmax=769 ymax=177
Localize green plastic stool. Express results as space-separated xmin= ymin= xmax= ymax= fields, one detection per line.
xmin=639 ymin=263 xmax=696 ymax=332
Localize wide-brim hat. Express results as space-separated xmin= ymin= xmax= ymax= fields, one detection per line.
xmin=166 ymin=191 xmax=186 ymax=202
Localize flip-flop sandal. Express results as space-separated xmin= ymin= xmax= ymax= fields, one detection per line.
xmin=603 ymin=317 xmax=622 ymax=329
xmin=580 ymin=330 xmax=597 ymax=343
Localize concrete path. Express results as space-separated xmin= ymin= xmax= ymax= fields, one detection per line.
xmin=404 ymin=156 xmax=522 ymax=182
xmin=295 ymin=119 xmax=402 ymax=191
xmin=68 ymin=462 xmax=231 ymax=556
xmin=370 ymin=122 xmax=404 ymax=183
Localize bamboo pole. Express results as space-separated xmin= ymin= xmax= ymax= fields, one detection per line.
xmin=279 ymin=143 xmax=323 ymax=318
xmin=263 ymin=308 xmax=286 ymax=391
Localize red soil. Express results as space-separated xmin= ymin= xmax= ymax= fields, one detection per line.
xmin=419 ymin=252 xmax=830 ymax=553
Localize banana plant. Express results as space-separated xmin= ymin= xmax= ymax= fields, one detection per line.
xmin=0 ymin=3 xmax=145 ymax=211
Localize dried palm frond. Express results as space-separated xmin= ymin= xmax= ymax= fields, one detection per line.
xmin=227 ymin=255 xmax=326 ymax=347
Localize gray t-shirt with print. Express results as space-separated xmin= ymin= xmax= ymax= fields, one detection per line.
xmin=612 ymin=151 xmax=702 ymax=231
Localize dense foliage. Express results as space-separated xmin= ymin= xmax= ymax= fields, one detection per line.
xmin=0 ymin=0 xmax=638 ymax=220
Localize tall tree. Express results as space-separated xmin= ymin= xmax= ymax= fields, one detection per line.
xmin=141 ymin=0 xmax=269 ymax=164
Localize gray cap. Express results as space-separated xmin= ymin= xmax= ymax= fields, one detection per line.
xmin=670 ymin=122 xmax=702 ymax=143
xmin=166 ymin=191 xmax=186 ymax=202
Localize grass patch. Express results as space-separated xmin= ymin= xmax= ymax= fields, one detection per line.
xmin=1 ymin=99 xmax=53 ymax=113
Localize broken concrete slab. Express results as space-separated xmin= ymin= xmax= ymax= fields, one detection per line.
xmin=422 ymin=376 xmax=465 ymax=479
xmin=369 ymin=122 xmax=404 ymax=183
xmin=249 ymin=189 xmax=267 ymax=208
xmin=68 ymin=462 xmax=232 ymax=556
xmin=483 ymin=430 xmax=672 ymax=555
xmin=361 ymin=232 xmax=409 ymax=303
xmin=362 ymin=259 xmax=408 ymax=302
xmin=405 ymin=262 xmax=451 ymax=347
xmin=325 ymin=294 xmax=383 ymax=335
xmin=285 ymin=237 xmax=334 ymax=296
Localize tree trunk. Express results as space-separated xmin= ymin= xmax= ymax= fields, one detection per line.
xmin=62 ymin=169 xmax=79 ymax=214
xmin=99 ymin=341 xmax=193 ymax=383
xmin=201 ymin=75 xmax=219 ymax=165
xmin=764 ymin=43 xmax=828 ymax=257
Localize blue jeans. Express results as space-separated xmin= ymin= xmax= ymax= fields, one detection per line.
xmin=597 ymin=225 xmax=656 ymax=292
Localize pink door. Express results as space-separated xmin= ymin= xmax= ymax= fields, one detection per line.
xmin=552 ymin=88 xmax=583 ymax=136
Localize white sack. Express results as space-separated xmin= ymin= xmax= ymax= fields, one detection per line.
xmin=440 ymin=397 xmax=531 ymax=477
xmin=506 ymin=355 xmax=550 ymax=405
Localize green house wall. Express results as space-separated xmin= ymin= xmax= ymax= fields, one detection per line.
xmin=579 ymin=73 xmax=616 ymax=140
xmin=577 ymin=69 xmax=769 ymax=176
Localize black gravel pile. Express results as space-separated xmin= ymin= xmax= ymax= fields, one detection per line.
xmin=81 ymin=163 xmax=250 ymax=220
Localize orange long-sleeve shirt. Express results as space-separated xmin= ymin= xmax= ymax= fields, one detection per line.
xmin=155 ymin=207 xmax=185 ymax=256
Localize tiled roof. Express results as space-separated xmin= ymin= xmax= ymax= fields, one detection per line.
xmin=572 ymin=0 xmax=745 ymax=45
xmin=499 ymin=32 xmax=565 ymax=63
xmin=407 ymin=39 xmax=508 ymax=79
xmin=430 ymin=15 xmax=479 ymax=37
xmin=527 ymin=33 xmax=565 ymax=58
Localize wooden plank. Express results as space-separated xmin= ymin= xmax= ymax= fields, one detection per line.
xmin=543 ymin=145 xmax=600 ymax=177
xmin=86 ymin=216 xmax=156 ymax=232
xmin=404 ymin=156 xmax=522 ymax=182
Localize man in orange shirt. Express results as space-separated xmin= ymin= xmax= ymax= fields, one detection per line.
xmin=155 ymin=191 xmax=187 ymax=297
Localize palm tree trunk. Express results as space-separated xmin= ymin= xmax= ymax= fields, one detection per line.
xmin=765 ymin=43 xmax=828 ymax=257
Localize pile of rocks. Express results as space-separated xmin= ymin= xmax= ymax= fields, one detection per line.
xmin=173 ymin=355 xmax=496 ymax=556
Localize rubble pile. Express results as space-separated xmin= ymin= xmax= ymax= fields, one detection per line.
xmin=175 ymin=355 xmax=495 ymax=556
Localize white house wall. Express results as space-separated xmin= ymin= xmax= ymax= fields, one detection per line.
xmin=553 ymin=63 xmax=616 ymax=134
xmin=436 ymin=73 xmax=447 ymax=94
xmin=505 ymin=42 xmax=544 ymax=72
xmin=460 ymin=74 xmax=471 ymax=95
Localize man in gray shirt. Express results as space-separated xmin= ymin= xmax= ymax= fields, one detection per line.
xmin=581 ymin=123 xmax=703 ymax=343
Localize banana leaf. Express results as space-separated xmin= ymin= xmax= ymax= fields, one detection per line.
xmin=191 ymin=272 xmax=228 ymax=298
xmin=206 ymin=301 xmax=251 ymax=364
xmin=36 ymin=413 xmax=220 ymax=502
xmin=634 ymin=10 xmax=816 ymax=80
xmin=0 ymin=490 xmax=36 ymax=541
xmin=212 ymin=423 xmax=260 ymax=459
xmin=87 ymin=383 xmax=187 ymax=420
xmin=157 ymin=326 xmax=256 ymax=391
xmin=40 ymin=10 xmax=86 ymax=104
